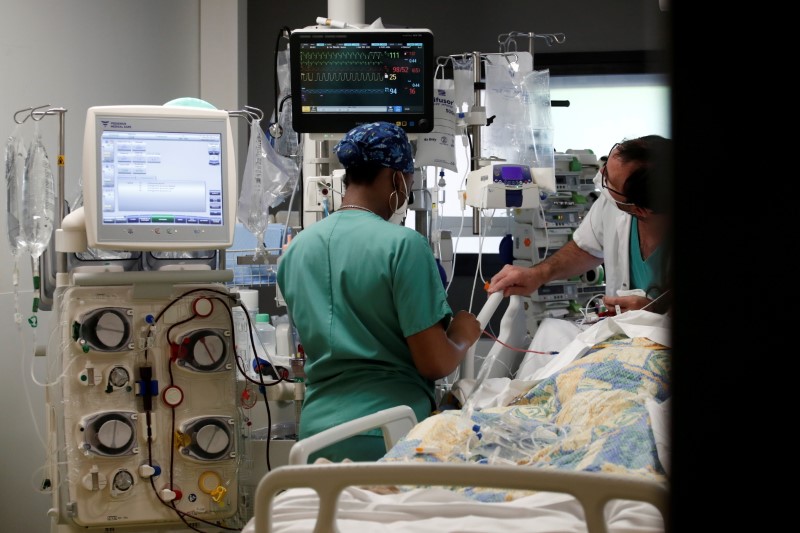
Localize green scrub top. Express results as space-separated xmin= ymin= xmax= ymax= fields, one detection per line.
xmin=630 ymin=218 xmax=665 ymax=298
xmin=277 ymin=210 xmax=453 ymax=446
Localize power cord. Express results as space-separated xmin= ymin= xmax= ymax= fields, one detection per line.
xmin=270 ymin=26 xmax=292 ymax=139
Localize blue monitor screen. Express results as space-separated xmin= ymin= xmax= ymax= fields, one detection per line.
xmin=289 ymin=29 xmax=435 ymax=135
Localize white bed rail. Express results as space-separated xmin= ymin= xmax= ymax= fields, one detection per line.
xmin=253 ymin=462 xmax=669 ymax=533
xmin=287 ymin=405 xmax=418 ymax=465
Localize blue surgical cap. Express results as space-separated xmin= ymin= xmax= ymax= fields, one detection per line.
xmin=334 ymin=122 xmax=415 ymax=174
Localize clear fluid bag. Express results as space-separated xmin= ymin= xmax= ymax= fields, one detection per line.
xmin=237 ymin=119 xmax=271 ymax=259
xmin=21 ymin=120 xmax=56 ymax=316
xmin=4 ymin=123 xmax=27 ymax=325
xmin=5 ymin=123 xmax=26 ymax=259
xmin=237 ymin=119 xmax=297 ymax=260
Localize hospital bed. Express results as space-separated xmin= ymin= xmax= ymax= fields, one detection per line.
xmin=243 ymin=297 xmax=671 ymax=533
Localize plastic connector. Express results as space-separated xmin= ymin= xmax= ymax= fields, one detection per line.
xmin=138 ymin=464 xmax=160 ymax=478
xmin=294 ymin=381 xmax=305 ymax=402
xmin=160 ymin=488 xmax=181 ymax=502
xmin=136 ymin=366 xmax=158 ymax=412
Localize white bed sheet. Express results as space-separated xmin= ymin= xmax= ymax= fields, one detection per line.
xmin=517 ymin=310 xmax=671 ymax=381
xmin=456 ymin=310 xmax=671 ymax=408
xmin=242 ymin=484 xmax=664 ymax=533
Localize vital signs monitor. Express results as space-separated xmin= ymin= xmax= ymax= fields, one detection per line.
xmin=289 ymin=28 xmax=435 ymax=137
xmin=81 ymin=105 xmax=236 ymax=251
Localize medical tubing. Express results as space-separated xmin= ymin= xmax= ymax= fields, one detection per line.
xmin=273 ymin=27 xmax=291 ymax=130
xmin=468 ymin=422 xmax=528 ymax=465
xmin=468 ymin=416 xmax=569 ymax=465
xmin=445 ymin=207 xmax=467 ymax=295
xmin=280 ymin=166 xmax=300 ymax=247
xmin=461 ymin=291 xmax=503 ymax=382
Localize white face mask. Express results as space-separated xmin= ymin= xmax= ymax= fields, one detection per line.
xmin=594 ymin=170 xmax=635 ymax=210
xmin=593 ymin=170 xmax=615 ymax=204
xmin=600 ymin=183 xmax=620 ymax=206
xmin=388 ymin=172 xmax=409 ymax=225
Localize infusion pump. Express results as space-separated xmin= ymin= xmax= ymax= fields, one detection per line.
xmin=302 ymin=169 xmax=346 ymax=228
xmin=465 ymin=163 xmax=543 ymax=210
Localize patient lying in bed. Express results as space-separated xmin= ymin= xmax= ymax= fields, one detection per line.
xmin=379 ymin=324 xmax=670 ymax=498
xmin=247 ymin=310 xmax=670 ymax=532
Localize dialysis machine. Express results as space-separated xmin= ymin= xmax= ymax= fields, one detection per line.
xmin=47 ymin=105 xmax=250 ymax=532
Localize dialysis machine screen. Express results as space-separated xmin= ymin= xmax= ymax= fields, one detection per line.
xmin=82 ymin=105 xmax=236 ymax=251
xmin=289 ymin=29 xmax=434 ymax=137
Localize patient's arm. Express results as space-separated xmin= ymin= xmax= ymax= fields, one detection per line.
xmin=602 ymin=294 xmax=651 ymax=313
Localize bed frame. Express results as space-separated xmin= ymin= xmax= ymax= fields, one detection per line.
xmin=252 ymin=406 xmax=669 ymax=533
xmin=254 ymin=462 xmax=668 ymax=533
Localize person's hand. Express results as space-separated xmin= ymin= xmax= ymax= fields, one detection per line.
xmin=602 ymin=295 xmax=651 ymax=314
xmin=487 ymin=264 xmax=545 ymax=297
xmin=446 ymin=310 xmax=482 ymax=349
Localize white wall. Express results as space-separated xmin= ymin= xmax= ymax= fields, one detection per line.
xmin=0 ymin=1 xmax=245 ymax=531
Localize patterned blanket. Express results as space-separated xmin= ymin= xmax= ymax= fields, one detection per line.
xmin=380 ymin=334 xmax=670 ymax=502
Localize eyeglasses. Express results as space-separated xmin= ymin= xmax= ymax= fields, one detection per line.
xmin=601 ymin=143 xmax=637 ymax=207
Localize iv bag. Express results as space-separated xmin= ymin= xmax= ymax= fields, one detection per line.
xmin=267 ymin=48 xmax=302 ymax=206
xmin=521 ymin=69 xmax=555 ymax=193
xmin=271 ymin=48 xmax=304 ymax=160
xmin=4 ymin=124 xmax=26 ymax=257
xmin=237 ymin=120 xmax=270 ymax=256
xmin=453 ymin=56 xmax=475 ymax=112
xmin=237 ymin=119 xmax=297 ymax=257
xmin=21 ymin=120 xmax=56 ymax=262
xmin=415 ymin=77 xmax=458 ymax=171
xmin=482 ymin=52 xmax=534 ymax=165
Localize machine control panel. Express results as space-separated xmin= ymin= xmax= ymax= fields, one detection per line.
xmin=492 ymin=164 xmax=533 ymax=186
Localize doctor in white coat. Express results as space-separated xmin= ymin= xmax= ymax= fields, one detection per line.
xmin=488 ymin=135 xmax=673 ymax=314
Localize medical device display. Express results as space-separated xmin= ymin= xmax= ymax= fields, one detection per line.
xmin=289 ymin=28 xmax=435 ymax=136
xmin=81 ymin=105 xmax=236 ymax=251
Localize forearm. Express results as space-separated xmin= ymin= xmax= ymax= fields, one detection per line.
xmin=535 ymin=240 xmax=604 ymax=283
xmin=409 ymin=331 xmax=467 ymax=380
xmin=489 ymin=240 xmax=605 ymax=297
xmin=408 ymin=312 xmax=481 ymax=380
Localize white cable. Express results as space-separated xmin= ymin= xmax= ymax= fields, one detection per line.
xmin=445 ymin=207 xmax=466 ymax=295
xmin=21 ymin=326 xmax=48 ymax=451
xmin=641 ymin=289 xmax=671 ymax=312
xmin=538 ymin=201 xmax=549 ymax=261
xmin=281 ymin=167 xmax=300 ymax=242
xmin=578 ymin=293 xmax=606 ymax=325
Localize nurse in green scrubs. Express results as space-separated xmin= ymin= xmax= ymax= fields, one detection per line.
xmin=277 ymin=121 xmax=482 ymax=462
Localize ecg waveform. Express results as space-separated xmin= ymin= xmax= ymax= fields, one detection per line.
xmin=300 ymin=72 xmax=385 ymax=83
xmin=300 ymin=50 xmax=386 ymax=67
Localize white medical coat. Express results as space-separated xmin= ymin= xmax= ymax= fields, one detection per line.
xmin=571 ymin=193 xmax=633 ymax=297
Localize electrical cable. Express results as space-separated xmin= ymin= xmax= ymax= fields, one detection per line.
xmin=270 ymin=26 xmax=292 ymax=139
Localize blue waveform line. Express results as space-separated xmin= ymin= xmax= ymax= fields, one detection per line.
xmin=306 ymin=88 xmax=385 ymax=95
